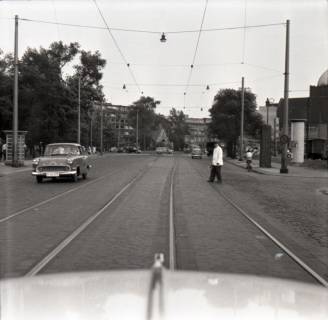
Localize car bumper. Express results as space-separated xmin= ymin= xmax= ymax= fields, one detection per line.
xmin=191 ymin=155 xmax=202 ymax=158
xmin=32 ymin=170 xmax=77 ymax=177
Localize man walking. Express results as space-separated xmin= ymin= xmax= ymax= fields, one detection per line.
xmin=208 ymin=142 xmax=223 ymax=183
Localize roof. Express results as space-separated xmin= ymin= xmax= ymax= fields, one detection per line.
xmin=46 ymin=143 xmax=81 ymax=147
xmin=318 ymin=69 xmax=328 ymax=87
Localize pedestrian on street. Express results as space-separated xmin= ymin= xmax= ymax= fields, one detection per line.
xmin=246 ymin=148 xmax=254 ymax=171
xmin=2 ymin=143 xmax=7 ymax=161
xmin=208 ymin=142 xmax=223 ymax=183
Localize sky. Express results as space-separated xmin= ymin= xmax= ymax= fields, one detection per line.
xmin=1 ymin=0 xmax=327 ymax=118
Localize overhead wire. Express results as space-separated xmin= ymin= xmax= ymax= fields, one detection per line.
xmin=91 ymin=0 xmax=142 ymax=94
xmin=242 ymin=0 xmax=248 ymax=64
xmin=15 ymin=17 xmax=285 ymax=34
xmin=184 ymin=0 xmax=209 ymax=94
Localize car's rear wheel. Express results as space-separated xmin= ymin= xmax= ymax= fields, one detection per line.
xmin=36 ymin=176 xmax=43 ymax=183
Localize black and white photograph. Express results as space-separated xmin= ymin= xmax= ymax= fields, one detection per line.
xmin=1 ymin=0 xmax=328 ymax=319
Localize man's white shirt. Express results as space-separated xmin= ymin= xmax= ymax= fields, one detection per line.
xmin=212 ymin=146 xmax=223 ymax=166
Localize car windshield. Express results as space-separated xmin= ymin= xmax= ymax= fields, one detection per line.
xmin=44 ymin=145 xmax=80 ymax=156
xmin=1 ymin=0 xmax=328 ymax=318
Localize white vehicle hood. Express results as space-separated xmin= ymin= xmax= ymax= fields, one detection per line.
xmin=1 ymin=270 xmax=328 ymax=320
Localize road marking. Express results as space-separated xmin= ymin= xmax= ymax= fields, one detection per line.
xmin=25 ymin=171 xmax=144 ymax=277
xmin=0 ymin=169 xmax=121 ymax=224
xmin=169 ymin=163 xmax=176 ymax=270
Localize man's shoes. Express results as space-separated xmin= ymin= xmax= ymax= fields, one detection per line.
xmin=207 ymin=180 xmax=214 ymax=183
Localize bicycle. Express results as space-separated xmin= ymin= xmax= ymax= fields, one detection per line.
xmin=246 ymin=159 xmax=252 ymax=172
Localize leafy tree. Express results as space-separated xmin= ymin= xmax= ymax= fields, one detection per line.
xmin=209 ymin=88 xmax=263 ymax=157
xmin=127 ymin=96 xmax=160 ymax=149
xmin=0 ymin=50 xmax=14 ymax=141
xmin=0 ymin=42 xmax=106 ymax=150
xmin=167 ymin=108 xmax=189 ymax=151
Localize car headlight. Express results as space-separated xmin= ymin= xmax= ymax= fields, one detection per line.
xmin=67 ymin=158 xmax=73 ymax=164
xmin=32 ymin=158 xmax=40 ymax=165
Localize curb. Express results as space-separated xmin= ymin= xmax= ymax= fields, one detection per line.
xmin=225 ymin=159 xmax=328 ymax=179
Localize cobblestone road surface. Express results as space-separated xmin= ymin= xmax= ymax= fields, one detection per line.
xmin=0 ymin=153 xmax=326 ymax=285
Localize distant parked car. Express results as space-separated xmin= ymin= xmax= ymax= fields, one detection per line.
xmin=32 ymin=143 xmax=91 ymax=183
xmin=191 ymin=147 xmax=202 ymax=159
xmin=156 ymin=146 xmax=168 ymax=154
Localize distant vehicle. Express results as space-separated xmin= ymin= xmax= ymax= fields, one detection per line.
xmin=125 ymin=146 xmax=141 ymax=153
xmin=110 ymin=146 xmax=118 ymax=152
xmin=183 ymin=146 xmax=191 ymax=153
xmin=117 ymin=147 xmax=124 ymax=153
xmin=191 ymin=147 xmax=202 ymax=159
xmin=156 ymin=146 xmax=169 ymax=154
xmin=32 ymin=143 xmax=91 ymax=183
xmin=167 ymin=148 xmax=173 ymax=154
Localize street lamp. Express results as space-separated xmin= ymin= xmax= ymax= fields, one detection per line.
xmin=77 ymin=74 xmax=81 ymax=144
xmin=160 ymin=32 xmax=167 ymax=42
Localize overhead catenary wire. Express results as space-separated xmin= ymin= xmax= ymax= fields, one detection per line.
xmin=91 ymin=0 xmax=142 ymax=94
xmin=184 ymin=0 xmax=209 ymax=94
xmin=242 ymin=0 xmax=248 ymax=63
xmin=15 ymin=17 xmax=285 ymax=34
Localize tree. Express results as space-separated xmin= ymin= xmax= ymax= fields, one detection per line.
xmin=0 ymin=42 xmax=106 ymax=149
xmin=0 ymin=50 xmax=14 ymax=141
xmin=127 ymin=96 xmax=160 ymax=149
xmin=209 ymin=88 xmax=264 ymax=157
xmin=167 ymin=108 xmax=189 ymax=151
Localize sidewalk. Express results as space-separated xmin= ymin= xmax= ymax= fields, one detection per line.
xmin=0 ymin=160 xmax=33 ymax=176
xmin=226 ymin=158 xmax=328 ymax=178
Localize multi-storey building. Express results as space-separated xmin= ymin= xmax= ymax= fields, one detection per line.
xmin=276 ymin=69 xmax=328 ymax=159
xmin=184 ymin=117 xmax=211 ymax=149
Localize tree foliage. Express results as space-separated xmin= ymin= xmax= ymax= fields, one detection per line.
xmin=167 ymin=108 xmax=189 ymax=151
xmin=0 ymin=41 xmax=106 ymax=149
xmin=209 ymin=88 xmax=264 ymax=157
xmin=127 ymin=96 xmax=160 ymax=149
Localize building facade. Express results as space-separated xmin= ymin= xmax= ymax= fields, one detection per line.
xmin=277 ymin=69 xmax=328 ymax=159
xmin=184 ymin=117 xmax=211 ymax=149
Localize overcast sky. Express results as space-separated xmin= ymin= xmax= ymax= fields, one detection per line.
xmin=1 ymin=0 xmax=327 ymax=118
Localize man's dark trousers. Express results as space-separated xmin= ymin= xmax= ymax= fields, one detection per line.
xmin=209 ymin=165 xmax=222 ymax=182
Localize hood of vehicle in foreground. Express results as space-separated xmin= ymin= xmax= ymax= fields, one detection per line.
xmin=1 ymin=270 xmax=328 ymax=320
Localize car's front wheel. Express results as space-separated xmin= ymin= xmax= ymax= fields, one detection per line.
xmin=36 ymin=176 xmax=43 ymax=183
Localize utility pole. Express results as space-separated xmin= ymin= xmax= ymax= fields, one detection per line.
xmin=12 ymin=15 xmax=19 ymax=167
xmin=280 ymin=19 xmax=290 ymax=174
xmin=136 ymin=109 xmax=139 ymax=148
xmin=239 ymin=76 xmax=245 ymax=161
xmin=100 ymin=103 xmax=103 ymax=155
xmin=78 ymin=76 xmax=81 ymax=144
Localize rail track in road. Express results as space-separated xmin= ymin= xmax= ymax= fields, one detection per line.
xmin=0 ymin=155 xmax=156 ymax=224
xmin=24 ymin=156 xmax=178 ymax=276
xmin=188 ymin=158 xmax=328 ymax=288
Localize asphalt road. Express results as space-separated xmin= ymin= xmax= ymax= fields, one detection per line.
xmin=1 ymin=153 xmax=327 ymax=285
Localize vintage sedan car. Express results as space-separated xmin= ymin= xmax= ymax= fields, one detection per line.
xmin=32 ymin=143 xmax=91 ymax=183
xmin=191 ymin=147 xmax=203 ymax=159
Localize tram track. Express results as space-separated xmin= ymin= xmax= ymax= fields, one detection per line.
xmin=188 ymin=158 xmax=328 ymax=288
xmin=24 ymin=156 xmax=177 ymax=277
xmin=0 ymin=156 xmax=157 ymax=225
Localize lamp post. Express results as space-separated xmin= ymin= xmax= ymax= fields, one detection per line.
xmin=239 ymin=76 xmax=245 ymax=161
xmin=77 ymin=75 xmax=81 ymax=144
xmin=136 ymin=109 xmax=139 ymax=148
xmin=280 ymin=19 xmax=290 ymax=174
xmin=12 ymin=15 xmax=19 ymax=167
xmin=100 ymin=103 xmax=103 ymax=155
